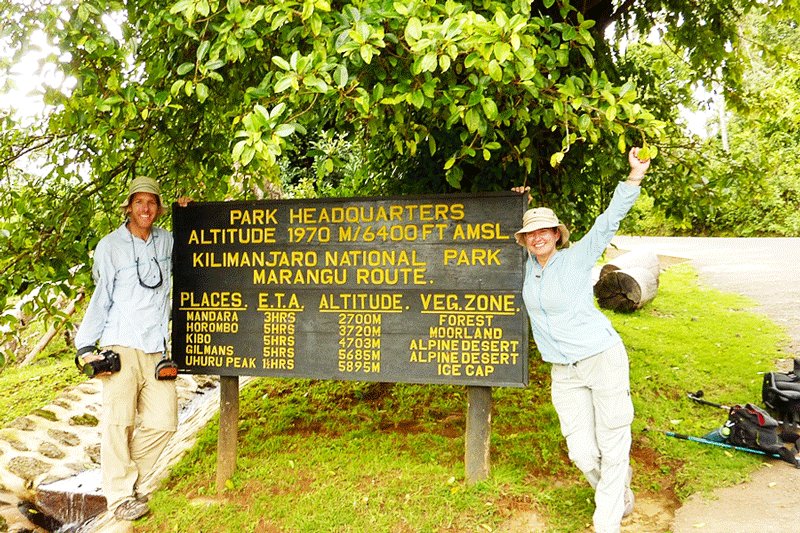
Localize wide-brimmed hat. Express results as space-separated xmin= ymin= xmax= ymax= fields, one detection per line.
xmin=120 ymin=176 xmax=165 ymax=214
xmin=514 ymin=207 xmax=570 ymax=247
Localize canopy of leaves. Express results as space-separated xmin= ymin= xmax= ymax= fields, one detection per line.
xmin=0 ymin=0 xmax=797 ymax=346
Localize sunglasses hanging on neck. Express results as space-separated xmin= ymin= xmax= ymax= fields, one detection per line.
xmin=130 ymin=235 xmax=163 ymax=289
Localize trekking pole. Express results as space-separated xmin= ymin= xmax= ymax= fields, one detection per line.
xmin=642 ymin=428 xmax=783 ymax=459
xmin=687 ymin=390 xmax=730 ymax=411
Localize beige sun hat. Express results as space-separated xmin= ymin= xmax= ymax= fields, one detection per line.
xmin=120 ymin=176 xmax=165 ymax=214
xmin=514 ymin=207 xmax=570 ymax=248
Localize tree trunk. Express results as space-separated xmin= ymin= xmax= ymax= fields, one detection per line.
xmin=595 ymin=250 xmax=660 ymax=312
xmin=21 ymin=292 xmax=84 ymax=366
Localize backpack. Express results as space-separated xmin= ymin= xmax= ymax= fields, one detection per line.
xmin=724 ymin=403 xmax=800 ymax=466
xmin=762 ymin=358 xmax=800 ymax=424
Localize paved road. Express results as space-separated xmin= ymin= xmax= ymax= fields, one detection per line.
xmin=612 ymin=236 xmax=800 ymax=354
xmin=611 ymin=236 xmax=800 ymax=533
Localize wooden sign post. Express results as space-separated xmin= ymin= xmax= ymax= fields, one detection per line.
xmin=172 ymin=192 xmax=529 ymax=487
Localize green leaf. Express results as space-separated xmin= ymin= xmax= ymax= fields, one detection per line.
xmin=309 ymin=12 xmax=323 ymax=36
xmin=410 ymin=90 xmax=425 ymax=109
xmin=204 ymin=60 xmax=225 ymax=71
xmin=420 ymin=52 xmax=437 ymax=72
xmin=334 ymin=64 xmax=348 ymax=88
xmin=168 ymin=0 xmax=194 ymax=14
xmin=253 ymin=104 xmax=271 ymax=127
xmin=360 ymin=44 xmax=374 ymax=64
xmin=170 ymin=80 xmax=185 ymax=96
xmin=196 ymin=83 xmax=209 ymax=102
xmin=405 ymin=17 xmax=422 ymax=41
xmin=487 ymin=60 xmax=502 ymax=82
xmin=638 ymin=145 xmax=658 ymax=160
xmin=270 ymin=102 xmax=287 ymax=120
xmin=445 ymin=166 xmax=463 ymax=188
xmin=465 ymin=108 xmax=480 ymax=132
xmin=481 ymin=98 xmax=498 ymax=121
xmin=579 ymin=47 xmax=594 ymax=68
xmin=394 ymin=1 xmax=410 ymax=16
xmin=177 ymin=62 xmax=194 ymax=75
xmin=197 ymin=0 xmax=210 ymax=17
xmin=303 ymin=76 xmax=330 ymax=93
xmin=232 ymin=139 xmax=247 ymax=161
xmin=197 ymin=41 xmax=210 ymax=63
xmin=272 ymin=56 xmax=291 ymax=71
xmin=274 ymin=123 xmax=296 ymax=137
xmin=494 ymin=42 xmax=512 ymax=63
xmin=550 ymin=151 xmax=564 ymax=167
xmin=241 ymin=144 xmax=255 ymax=165
xmin=274 ymin=75 xmax=295 ymax=93
xmin=464 ymin=52 xmax=481 ymax=68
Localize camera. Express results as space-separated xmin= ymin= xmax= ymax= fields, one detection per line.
xmin=81 ymin=349 xmax=121 ymax=377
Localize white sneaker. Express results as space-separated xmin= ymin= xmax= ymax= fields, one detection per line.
xmin=113 ymin=498 xmax=150 ymax=521
xmin=623 ymin=466 xmax=634 ymax=517
xmin=623 ymin=487 xmax=635 ymax=517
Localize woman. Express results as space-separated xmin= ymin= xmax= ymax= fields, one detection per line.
xmin=514 ymin=147 xmax=650 ymax=533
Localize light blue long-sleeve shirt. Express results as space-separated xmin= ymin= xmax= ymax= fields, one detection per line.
xmin=522 ymin=181 xmax=641 ymax=364
xmin=75 ymin=223 xmax=173 ymax=354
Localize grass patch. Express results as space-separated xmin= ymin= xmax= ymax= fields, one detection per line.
xmin=0 ymin=264 xmax=790 ymax=531
xmin=133 ymin=264 xmax=789 ymax=532
xmin=0 ymin=357 xmax=84 ymax=427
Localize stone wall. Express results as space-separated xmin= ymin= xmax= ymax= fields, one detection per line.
xmin=0 ymin=374 xmax=222 ymax=532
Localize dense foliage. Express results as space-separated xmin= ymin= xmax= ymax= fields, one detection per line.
xmin=1 ymin=0 xmax=798 ymax=359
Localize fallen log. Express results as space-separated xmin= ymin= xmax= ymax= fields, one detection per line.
xmin=594 ymin=249 xmax=660 ymax=312
xmin=594 ymin=266 xmax=659 ymax=312
xmin=600 ymin=248 xmax=660 ymax=279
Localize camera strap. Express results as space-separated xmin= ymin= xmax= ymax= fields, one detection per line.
xmin=75 ymin=345 xmax=96 ymax=372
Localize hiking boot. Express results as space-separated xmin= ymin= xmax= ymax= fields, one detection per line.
xmin=623 ymin=466 xmax=634 ymax=517
xmin=113 ymin=498 xmax=150 ymax=521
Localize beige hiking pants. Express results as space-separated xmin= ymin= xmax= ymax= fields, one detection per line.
xmin=550 ymin=342 xmax=633 ymax=533
xmin=99 ymin=345 xmax=177 ymax=511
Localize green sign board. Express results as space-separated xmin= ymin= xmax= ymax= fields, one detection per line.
xmin=172 ymin=192 xmax=529 ymax=387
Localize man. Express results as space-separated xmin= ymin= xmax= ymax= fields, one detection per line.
xmin=75 ymin=176 xmax=189 ymax=520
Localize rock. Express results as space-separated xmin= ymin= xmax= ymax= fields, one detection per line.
xmin=69 ymin=414 xmax=99 ymax=427
xmin=7 ymin=457 xmax=50 ymax=482
xmin=30 ymin=409 xmax=58 ymax=422
xmin=47 ymin=429 xmax=81 ymax=447
xmin=38 ymin=442 xmax=65 ymax=460
xmin=84 ymin=444 xmax=100 ymax=465
xmin=7 ymin=418 xmax=35 ymax=432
